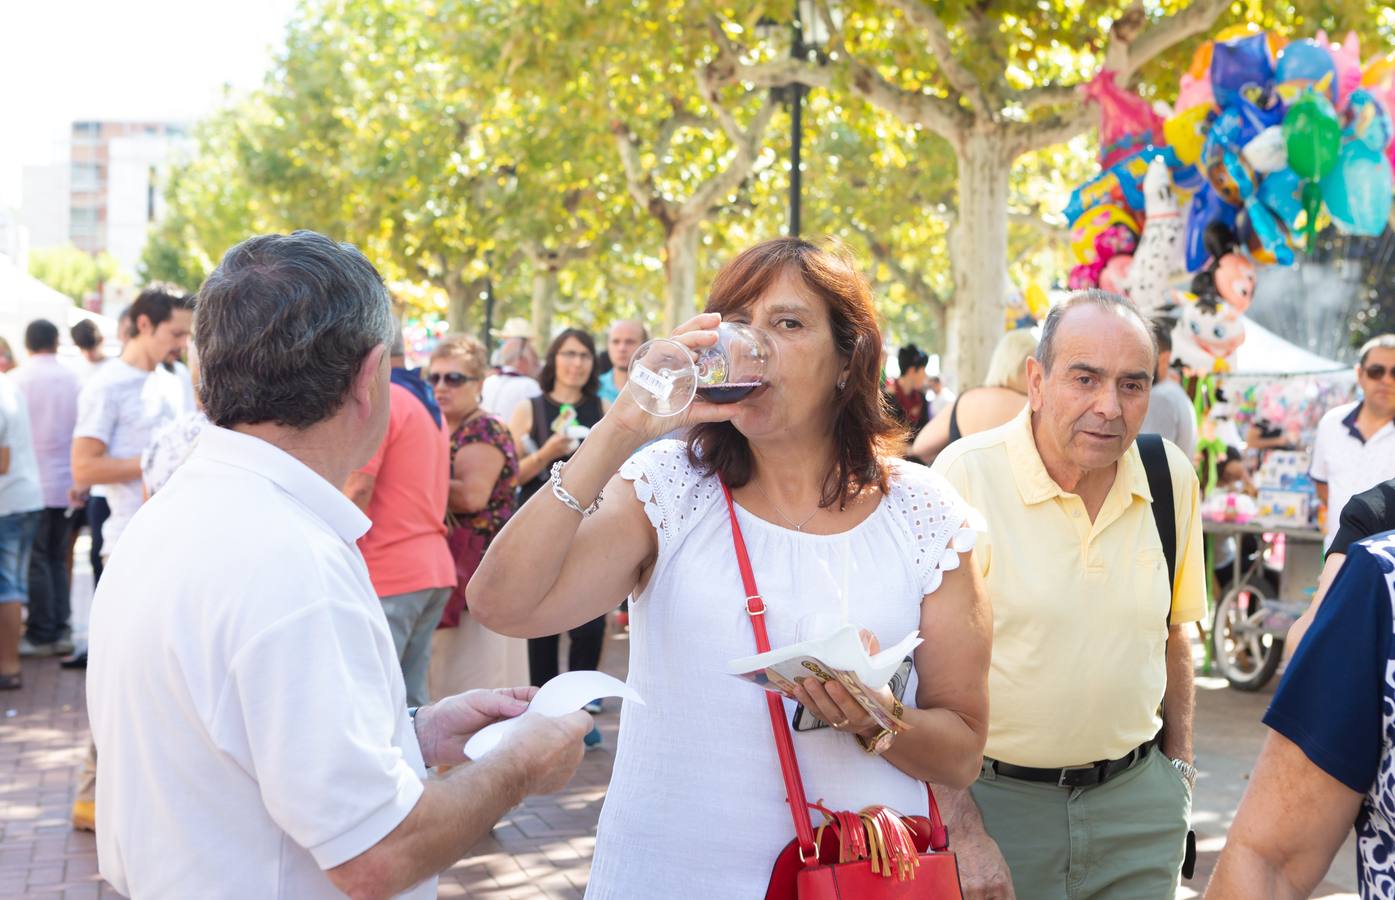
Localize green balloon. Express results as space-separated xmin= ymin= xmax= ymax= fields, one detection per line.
xmin=1301 ymin=180 xmax=1324 ymax=248
xmin=1284 ymin=91 xmax=1342 ymax=180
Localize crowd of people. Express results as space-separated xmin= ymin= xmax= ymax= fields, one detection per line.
xmin=6 ymin=227 xmax=1395 ymax=899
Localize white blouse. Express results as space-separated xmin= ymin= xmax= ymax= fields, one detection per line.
xmin=585 ymin=440 xmax=978 ymax=899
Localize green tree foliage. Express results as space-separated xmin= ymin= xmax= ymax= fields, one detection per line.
xmin=144 ymin=0 xmax=1392 ymax=371
xmin=29 ymin=245 xmax=123 ymax=304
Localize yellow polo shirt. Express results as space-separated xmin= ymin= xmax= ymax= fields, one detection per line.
xmin=932 ymin=407 xmax=1205 ymax=768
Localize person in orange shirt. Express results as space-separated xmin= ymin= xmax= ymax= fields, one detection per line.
xmin=344 ymin=327 xmax=455 ymax=706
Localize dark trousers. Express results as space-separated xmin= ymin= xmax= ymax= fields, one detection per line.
xmin=25 ymin=508 xmax=75 ymax=644
xmin=86 ymin=496 xmax=109 ymax=585
xmin=528 ymin=614 xmax=607 ymax=687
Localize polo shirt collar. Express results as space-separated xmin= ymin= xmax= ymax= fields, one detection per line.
xmin=1342 ymin=403 xmax=1365 ymax=442
xmin=1340 ymin=402 xmax=1395 ymax=445
xmin=1004 ymin=406 xmax=1152 ymax=506
xmin=192 ymin=425 xmax=371 ymax=543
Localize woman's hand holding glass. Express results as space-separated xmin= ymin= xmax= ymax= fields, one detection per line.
xmin=606 ymin=313 xmax=754 ymax=443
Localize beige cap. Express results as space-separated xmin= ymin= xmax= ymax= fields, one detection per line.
xmin=497 ymin=317 xmax=532 ymax=340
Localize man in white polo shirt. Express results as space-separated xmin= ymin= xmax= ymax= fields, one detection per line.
xmin=1311 ymin=334 xmax=1395 ymax=549
xmin=88 ymin=231 xmax=590 ymax=899
xmin=481 ymin=317 xmax=542 ymax=422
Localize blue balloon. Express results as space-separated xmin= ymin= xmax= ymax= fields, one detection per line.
xmin=1346 ymin=89 xmax=1394 ymax=153
xmin=1186 ymin=184 xmax=1240 ymax=272
xmin=1235 ymin=95 xmax=1286 ymax=136
xmin=1322 ymin=141 xmax=1394 ymax=237
xmin=1244 ymin=197 xmax=1294 ymax=265
xmin=1275 ymin=39 xmax=1337 ymax=103
xmin=1173 ymin=163 xmax=1206 ymax=193
xmin=1222 ymin=151 xmax=1257 ymax=198
xmin=1212 ymin=34 xmax=1276 ymax=110
xmin=1258 ymin=168 xmax=1305 ymax=229
xmin=1210 ymin=108 xmax=1250 ymax=149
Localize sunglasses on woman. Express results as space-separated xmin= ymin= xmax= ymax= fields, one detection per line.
xmin=426 ymin=372 xmax=479 ymax=387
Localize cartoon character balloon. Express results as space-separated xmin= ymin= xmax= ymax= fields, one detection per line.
xmin=1275 ymin=39 xmax=1336 ymax=104
xmin=1211 ymin=33 xmax=1276 ymax=109
xmin=1192 ymin=222 xmax=1256 ymax=317
xmin=1080 ymin=70 xmax=1166 ymax=168
xmin=1172 ymin=292 xmax=1247 ymax=373
xmin=1122 ymin=157 xmax=1186 ymax=317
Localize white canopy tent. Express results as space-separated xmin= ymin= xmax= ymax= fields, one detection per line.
xmin=1228 ymin=317 xmax=1352 ymax=379
xmin=0 ymin=255 xmax=120 ymax=363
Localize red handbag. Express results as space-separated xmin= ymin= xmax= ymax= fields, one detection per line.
xmin=719 ymin=483 xmax=964 ymax=900
xmin=438 ymin=525 xmax=487 ymax=629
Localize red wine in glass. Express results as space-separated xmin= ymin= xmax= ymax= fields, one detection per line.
xmin=696 ymin=381 xmax=764 ymax=404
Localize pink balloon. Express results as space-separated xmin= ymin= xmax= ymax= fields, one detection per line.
xmin=1069 ymin=263 xmax=1099 ymax=290
xmin=1176 ymin=72 xmax=1215 ymax=113
xmin=1081 ymin=70 xmax=1166 ymax=168
xmin=1100 ymin=254 xmax=1134 ymax=294
xmin=1324 ymin=31 xmax=1363 ymax=109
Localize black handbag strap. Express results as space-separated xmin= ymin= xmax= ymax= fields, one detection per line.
xmin=1137 ymin=433 xmax=1176 ymax=626
xmin=1136 ymin=433 xmax=1196 ymax=880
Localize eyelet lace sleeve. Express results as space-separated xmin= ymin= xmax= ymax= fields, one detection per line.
xmin=618 ymin=439 xmax=720 ymax=554
xmin=884 ymin=459 xmax=986 ymax=596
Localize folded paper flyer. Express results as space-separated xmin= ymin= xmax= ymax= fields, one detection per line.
xmin=727 ymin=625 xmax=921 ymax=733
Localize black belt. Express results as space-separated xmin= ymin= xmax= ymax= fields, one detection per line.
xmin=987 ymin=737 xmax=1158 ymax=789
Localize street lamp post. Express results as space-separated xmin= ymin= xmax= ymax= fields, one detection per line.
xmin=762 ymin=2 xmax=834 ymax=239
xmin=789 ymin=8 xmax=805 ymax=238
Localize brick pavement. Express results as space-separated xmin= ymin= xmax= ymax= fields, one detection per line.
xmin=0 ymin=628 xmax=1363 ymax=898
xmin=0 ymin=628 xmax=632 ymax=900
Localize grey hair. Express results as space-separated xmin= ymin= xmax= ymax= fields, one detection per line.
xmin=196 ymin=230 xmax=394 ymax=429
xmin=389 ymin=319 xmax=406 ymax=358
xmin=1359 ymin=334 xmax=1395 ymax=367
xmin=1036 ymin=289 xmax=1156 ymax=375
xmin=497 ymin=336 xmax=529 ymax=366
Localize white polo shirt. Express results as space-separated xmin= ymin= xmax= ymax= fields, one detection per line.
xmin=1311 ymin=401 xmax=1395 ymax=549
xmin=88 ymin=426 xmax=432 ymax=900
xmin=481 ymin=370 xmax=542 ymax=423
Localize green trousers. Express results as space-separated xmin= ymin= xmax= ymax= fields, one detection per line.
xmin=970 ymin=747 xmax=1191 ymax=900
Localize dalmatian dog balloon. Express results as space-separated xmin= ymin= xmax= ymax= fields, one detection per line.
xmin=1122 ymin=156 xmax=1186 ymax=317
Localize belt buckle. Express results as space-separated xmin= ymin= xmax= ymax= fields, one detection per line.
xmin=1057 ymin=763 xmax=1099 ymax=788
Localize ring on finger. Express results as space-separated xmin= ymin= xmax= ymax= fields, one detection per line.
xmin=834 ymin=718 xmax=850 ymax=729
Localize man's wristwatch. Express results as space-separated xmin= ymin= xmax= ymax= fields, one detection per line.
xmin=1169 ymin=757 xmax=1198 ymax=789
xmin=855 ymin=698 xmax=904 ymax=756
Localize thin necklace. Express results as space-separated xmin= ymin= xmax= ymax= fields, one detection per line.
xmin=752 ymin=480 xmax=820 ymax=531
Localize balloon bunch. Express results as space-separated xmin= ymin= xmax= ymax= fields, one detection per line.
xmin=1067 ymin=221 xmax=1137 ymax=292
xmin=1170 ymin=28 xmax=1395 ymax=269
xmin=1067 ymin=71 xmax=1204 ymax=299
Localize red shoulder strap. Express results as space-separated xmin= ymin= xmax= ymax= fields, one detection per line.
xmin=720 ymin=482 xmax=820 ymax=866
xmin=720 ymin=482 xmax=949 ymax=855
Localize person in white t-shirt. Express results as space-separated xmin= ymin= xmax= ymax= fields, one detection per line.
xmin=68 ymin=286 xmax=193 ymax=831
xmin=1311 ymin=335 xmax=1395 ymax=548
xmin=480 ymin=318 xmax=542 ymax=422
xmin=72 ymin=288 xmax=193 ymax=560
xmin=88 ymin=230 xmax=590 ymax=900
xmin=0 ymin=371 xmax=44 ymax=689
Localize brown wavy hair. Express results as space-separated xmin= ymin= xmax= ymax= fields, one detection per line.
xmin=687 ymin=238 xmax=903 ymax=510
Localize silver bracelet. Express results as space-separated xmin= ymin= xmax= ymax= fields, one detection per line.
xmin=550 ymin=461 xmax=603 ymax=518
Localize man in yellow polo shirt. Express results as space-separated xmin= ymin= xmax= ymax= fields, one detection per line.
xmin=932 ymin=290 xmax=1205 ymax=900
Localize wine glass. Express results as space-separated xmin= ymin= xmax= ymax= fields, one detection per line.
xmin=627 ymin=322 xmax=776 ymax=417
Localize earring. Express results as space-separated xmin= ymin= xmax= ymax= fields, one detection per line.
xmin=837 ymin=379 xmax=846 ymax=391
